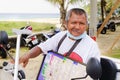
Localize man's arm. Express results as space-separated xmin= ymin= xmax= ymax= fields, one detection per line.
xmin=19 ymin=46 xmax=42 ymax=67
xmin=27 ymin=46 xmax=42 ymax=58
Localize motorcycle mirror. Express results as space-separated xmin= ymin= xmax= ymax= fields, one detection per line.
xmin=86 ymin=58 xmax=102 ymax=79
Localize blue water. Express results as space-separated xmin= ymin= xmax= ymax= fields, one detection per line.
xmin=0 ymin=13 xmax=60 ymax=20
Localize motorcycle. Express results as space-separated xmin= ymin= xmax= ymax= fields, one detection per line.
xmin=41 ymin=27 xmax=61 ymax=41
xmin=20 ymin=25 xmax=39 ymax=49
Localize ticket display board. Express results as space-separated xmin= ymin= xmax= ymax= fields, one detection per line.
xmin=37 ymin=51 xmax=92 ymax=80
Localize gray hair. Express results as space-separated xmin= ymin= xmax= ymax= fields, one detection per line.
xmin=65 ymin=8 xmax=88 ymax=23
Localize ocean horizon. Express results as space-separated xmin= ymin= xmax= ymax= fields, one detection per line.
xmin=0 ymin=13 xmax=60 ymax=20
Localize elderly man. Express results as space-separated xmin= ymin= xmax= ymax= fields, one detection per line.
xmin=19 ymin=8 xmax=100 ymax=67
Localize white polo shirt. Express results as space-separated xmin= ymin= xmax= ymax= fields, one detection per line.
xmin=38 ymin=31 xmax=100 ymax=64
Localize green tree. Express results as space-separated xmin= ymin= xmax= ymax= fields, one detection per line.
xmin=100 ymin=0 xmax=118 ymax=21
xmin=46 ymin=0 xmax=82 ymax=30
xmin=101 ymin=0 xmax=107 ymax=21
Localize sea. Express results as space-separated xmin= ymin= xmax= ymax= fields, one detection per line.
xmin=0 ymin=13 xmax=60 ymax=20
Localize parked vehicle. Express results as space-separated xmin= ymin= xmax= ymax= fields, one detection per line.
xmin=0 ymin=31 xmax=11 ymax=58
xmin=20 ymin=25 xmax=39 ymax=49
xmin=41 ymin=27 xmax=61 ymax=41
xmin=97 ymin=21 xmax=116 ymax=34
xmin=97 ymin=21 xmax=107 ymax=34
xmin=107 ymin=21 xmax=116 ymax=32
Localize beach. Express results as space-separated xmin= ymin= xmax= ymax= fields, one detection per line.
xmin=0 ymin=13 xmax=60 ymax=25
xmin=0 ymin=18 xmax=120 ymax=80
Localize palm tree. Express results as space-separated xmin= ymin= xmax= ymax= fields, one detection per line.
xmin=101 ymin=0 xmax=107 ymax=21
xmin=46 ymin=0 xmax=82 ymax=30
xmin=100 ymin=0 xmax=117 ymax=21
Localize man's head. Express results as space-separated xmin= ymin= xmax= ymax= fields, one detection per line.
xmin=65 ymin=8 xmax=88 ymax=37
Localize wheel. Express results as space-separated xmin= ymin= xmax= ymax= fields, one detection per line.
xmin=18 ymin=70 xmax=26 ymax=79
xmin=101 ymin=28 xmax=107 ymax=34
xmin=108 ymin=21 xmax=116 ymax=32
xmin=110 ymin=27 xmax=116 ymax=32
xmin=0 ymin=31 xmax=8 ymax=45
xmin=0 ymin=47 xmax=7 ymax=58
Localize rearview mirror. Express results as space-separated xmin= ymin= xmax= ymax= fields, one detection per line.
xmin=86 ymin=58 xmax=102 ymax=79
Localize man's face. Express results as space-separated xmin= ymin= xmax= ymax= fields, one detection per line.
xmin=66 ymin=12 xmax=87 ymax=37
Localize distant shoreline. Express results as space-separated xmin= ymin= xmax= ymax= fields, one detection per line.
xmin=0 ymin=13 xmax=60 ymax=24
xmin=0 ymin=18 xmax=60 ymax=24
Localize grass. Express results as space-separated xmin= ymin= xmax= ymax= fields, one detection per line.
xmin=101 ymin=43 xmax=120 ymax=59
xmin=1 ymin=21 xmax=120 ymax=59
xmin=108 ymin=49 xmax=120 ymax=58
xmin=0 ymin=21 xmax=56 ymax=59
xmin=0 ymin=21 xmax=56 ymax=36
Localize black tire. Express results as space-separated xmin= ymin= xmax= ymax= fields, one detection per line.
xmin=0 ymin=47 xmax=7 ymax=58
xmin=101 ymin=28 xmax=107 ymax=34
xmin=0 ymin=31 xmax=9 ymax=58
xmin=18 ymin=70 xmax=26 ymax=79
xmin=0 ymin=31 xmax=8 ymax=45
xmin=108 ymin=22 xmax=116 ymax=32
xmin=110 ymin=27 xmax=116 ymax=32
xmin=97 ymin=22 xmax=107 ymax=34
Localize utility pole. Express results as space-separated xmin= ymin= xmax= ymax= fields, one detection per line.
xmin=89 ymin=0 xmax=97 ymax=40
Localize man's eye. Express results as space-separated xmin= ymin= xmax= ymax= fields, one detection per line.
xmin=79 ymin=22 xmax=84 ymax=25
xmin=71 ymin=22 xmax=76 ymax=24
xmin=79 ymin=22 xmax=85 ymax=25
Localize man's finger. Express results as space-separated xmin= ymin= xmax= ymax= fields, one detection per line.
xmin=23 ymin=61 xmax=28 ymax=67
xmin=10 ymin=59 xmax=15 ymax=64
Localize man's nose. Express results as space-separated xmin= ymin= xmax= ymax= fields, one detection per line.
xmin=75 ymin=23 xmax=80 ymax=28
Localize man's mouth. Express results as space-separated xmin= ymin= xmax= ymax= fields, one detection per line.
xmin=72 ymin=29 xmax=80 ymax=34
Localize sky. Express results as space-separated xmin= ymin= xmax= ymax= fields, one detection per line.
xmin=0 ymin=0 xmax=87 ymax=14
xmin=0 ymin=0 xmax=83 ymax=14
xmin=0 ymin=0 xmax=59 ymax=13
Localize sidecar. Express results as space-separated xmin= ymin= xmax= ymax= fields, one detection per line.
xmin=36 ymin=51 xmax=120 ymax=80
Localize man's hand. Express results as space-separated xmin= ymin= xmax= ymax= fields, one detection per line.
xmin=19 ymin=54 xmax=30 ymax=67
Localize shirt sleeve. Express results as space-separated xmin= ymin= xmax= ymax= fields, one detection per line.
xmin=37 ymin=31 xmax=66 ymax=54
